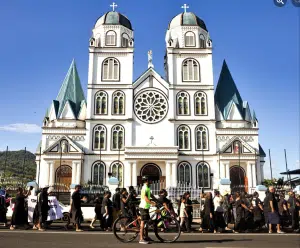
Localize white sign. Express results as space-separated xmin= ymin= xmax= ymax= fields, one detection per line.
xmin=28 ymin=196 xmax=63 ymax=223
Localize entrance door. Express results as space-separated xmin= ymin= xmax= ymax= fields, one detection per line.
xmin=230 ymin=166 xmax=246 ymax=193
xmin=55 ymin=165 xmax=72 ymax=190
xmin=140 ymin=163 xmax=161 ymax=183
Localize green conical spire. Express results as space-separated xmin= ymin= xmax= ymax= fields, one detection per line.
xmin=55 ymin=59 xmax=86 ymax=117
xmin=215 ymin=60 xmax=244 ymax=119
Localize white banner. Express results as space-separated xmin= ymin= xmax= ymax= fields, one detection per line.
xmin=28 ymin=196 xmax=63 ymax=223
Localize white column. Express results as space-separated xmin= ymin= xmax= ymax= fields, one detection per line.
xmin=252 ymin=163 xmax=257 ymax=187
xmin=49 ymin=161 xmax=55 ymax=186
xmin=71 ymin=161 xmax=77 ymax=185
xmin=44 ymin=162 xmax=50 ymax=187
xmin=132 ymin=162 xmax=137 ymax=187
xmin=165 ymin=162 xmax=171 ymax=188
xmin=125 ymin=162 xmax=132 ymax=187
xmin=76 ymin=162 xmax=81 ymax=184
xmin=171 ymin=162 xmax=177 ymax=187
xmin=220 ymin=162 xmax=226 ymax=179
xmin=224 ymin=162 xmax=230 ymax=179
xmin=247 ymin=162 xmax=253 ymax=190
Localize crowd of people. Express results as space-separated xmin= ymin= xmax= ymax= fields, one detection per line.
xmin=199 ymin=186 xmax=300 ymax=234
xmin=0 ymin=183 xmax=300 ymax=236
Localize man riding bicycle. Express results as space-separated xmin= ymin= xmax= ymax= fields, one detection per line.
xmin=139 ymin=176 xmax=156 ymax=244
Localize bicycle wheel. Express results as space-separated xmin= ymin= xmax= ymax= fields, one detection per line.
xmin=154 ymin=216 xmax=181 ymax=243
xmin=113 ymin=216 xmax=139 ymax=243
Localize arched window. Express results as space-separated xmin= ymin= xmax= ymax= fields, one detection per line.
xmin=185 ymin=32 xmax=195 ymax=47
xmin=111 ymin=125 xmax=125 ymax=150
xmin=197 ymin=162 xmax=210 ymax=188
xmin=177 ymin=125 xmax=190 ymax=150
xmin=102 ymin=58 xmax=120 ymax=81
xmin=95 ymin=91 xmax=108 ymax=114
xmin=199 ymin=34 xmax=206 ymax=48
xmin=194 ymin=91 xmax=207 ymax=115
xmin=110 ymin=161 xmax=123 ymax=186
xmin=112 ymin=91 xmax=125 ymax=115
xmin=91 ymin=161 xmax=105 ymax=185
xmin=105 ymin=30 xmax=116 ymax=46
xmin=177 ymin=91 xmax=190 ymax=115
xmin=182 ymin=58 xmax=200 ymax=82
xmin=178 ymin=161 xmax=192 ymax=185
xmin=122 ymin=33 xmax=129 ymax=47
xmin=195 ymin=125 xmax=209 ymax=150
xmin=93 ymin=125 xmax=106 ymax=150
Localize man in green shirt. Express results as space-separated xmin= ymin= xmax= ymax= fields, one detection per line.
xmin=139 ymin=176 xmax=156 ymax=244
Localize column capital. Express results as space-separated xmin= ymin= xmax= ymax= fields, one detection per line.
xmin=47 ymin=161 xmax=54 ymax=165
xmin=221 ymin=161 xmax=230 ymax=165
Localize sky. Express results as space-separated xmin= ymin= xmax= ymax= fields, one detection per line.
xmin=0 ymin=0 xmax=299 ymax=179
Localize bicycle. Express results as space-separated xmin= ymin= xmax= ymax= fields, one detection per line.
xmin=113 ymin=203 xmax=181 ymax=243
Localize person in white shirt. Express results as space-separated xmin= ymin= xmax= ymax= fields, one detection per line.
xmin=213 ymin=191 xmax=226 ymax=233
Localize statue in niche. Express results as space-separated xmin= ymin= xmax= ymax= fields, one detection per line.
xmin=61 ymin=140 xmax=68 ymax=153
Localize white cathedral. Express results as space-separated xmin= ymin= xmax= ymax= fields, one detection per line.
xmin=36 ymin=6 xmax=266 ymax=194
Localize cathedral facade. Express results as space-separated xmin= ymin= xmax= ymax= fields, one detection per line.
xmin=36 ymin=8 xmax=266 ymax=193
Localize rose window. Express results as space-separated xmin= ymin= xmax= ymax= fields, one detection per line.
xmin=134 ymin=90 xmax=168 ymax=124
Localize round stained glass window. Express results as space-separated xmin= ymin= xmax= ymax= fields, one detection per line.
xmin=134 ymin=90 xmax=168 ymax=124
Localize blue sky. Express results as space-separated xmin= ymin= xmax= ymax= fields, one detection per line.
xmin=0 ymin=0 xmax=299 ymax=179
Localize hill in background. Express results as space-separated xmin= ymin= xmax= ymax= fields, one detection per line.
xmin=0 ymin=150 xmax=36 ymax=180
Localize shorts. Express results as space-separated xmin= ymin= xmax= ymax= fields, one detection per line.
xmin=139 ymin=208 xmax=150 ymax=221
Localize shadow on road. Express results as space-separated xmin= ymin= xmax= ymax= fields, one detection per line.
xmin=174 ymin=238 xmax=253 ymax=244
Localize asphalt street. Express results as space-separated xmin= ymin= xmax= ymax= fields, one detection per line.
xmin=0 ymin=228 xmax=299 ymax=248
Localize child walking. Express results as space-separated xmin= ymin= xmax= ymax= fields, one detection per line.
xmin=179 ymin=196 xmax=189 ymax=233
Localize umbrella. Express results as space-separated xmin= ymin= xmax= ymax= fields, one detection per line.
xmin=27 ymin=181 xmax=39 ymax=189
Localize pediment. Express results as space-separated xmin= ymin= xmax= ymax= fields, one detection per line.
xmin=133 ymin=68 xmax=169 ymax=97
xmin=59 ymin=101 xmax=76 ymax=119
xmin=227 ymin=102 xmax=243 ymax=120
xmin=44 ymin=136 xmax=82 ymax=154
xmin=220 ymin=136 xmax=256 ymax=154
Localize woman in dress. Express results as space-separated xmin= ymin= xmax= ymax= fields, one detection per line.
xmin=234 ymin=192 xmax=252 ymax=233
xmin=200 ymin=192 xmax=214 ymax=233
xmin=10 ymin=187 xmax=32 ymax=230
xmin=251 ymin=191 xmax=264 ymax=231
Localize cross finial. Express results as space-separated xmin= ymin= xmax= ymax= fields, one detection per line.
xmin=110 ymin=2 xmax=118 ymax=11
xmin=150 ymin=136 xmax=154 ymax=144
xmin=181 ymin=4 xmax=189 ymax=13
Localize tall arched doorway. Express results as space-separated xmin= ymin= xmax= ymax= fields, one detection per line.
xmin=55 ymin=165 xmax=72 ymax=189
xmin=230 ymin=166 xmax=246 ymax=193
xmin=138 ymin=163 xmax=162 ymax=185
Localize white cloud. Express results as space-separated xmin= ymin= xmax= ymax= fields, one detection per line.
xmin=0 ymin=123 xmax=41 ymax=133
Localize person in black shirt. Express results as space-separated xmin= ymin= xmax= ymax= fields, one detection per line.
xmin=112 ymin=188 xmax=120 ymax=223
xmin=287 ymin=191 xmax=299 ymax=232
xmin=90 ymin=194 xmax=102 ymax=229
xmin=101 ymin=191 xmax=113 ymax=231
xmin=37 ymin=186 xmax=49 ymax=231
xmin=200 ymin=192 xmax=215 ymax=233
xmin=251 ymin=192 xmax=263 ymax=230
xmin=266 ymin=186 xmax=284 ymax=233
xmin=184 ymin=192 xmax=193 ymax=232
xmin=120 ymin=188 xmax=130 ymax=217
xmin=234 ymin=192 xmax=252 ymax=233
xmin=67 ymin=185 xmax=87 ymax=232
xmin=127 ymin=186 xmax=138 ymax=217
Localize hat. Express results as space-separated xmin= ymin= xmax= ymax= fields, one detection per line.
xmin=43 ymin=185 xmax=50 ymax=189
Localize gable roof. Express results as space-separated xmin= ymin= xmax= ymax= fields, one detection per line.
xmin=215 ymin=60 xmax=244 ymax=120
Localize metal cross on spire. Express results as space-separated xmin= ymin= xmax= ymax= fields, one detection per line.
xmin=181 ymin=4 xmax=189 ymax=13
xmin=110 ymin=2 xmax=118 ymax=11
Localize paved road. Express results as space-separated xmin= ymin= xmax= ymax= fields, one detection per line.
xmin=0 ymin=229 xmax=299 ymax=248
